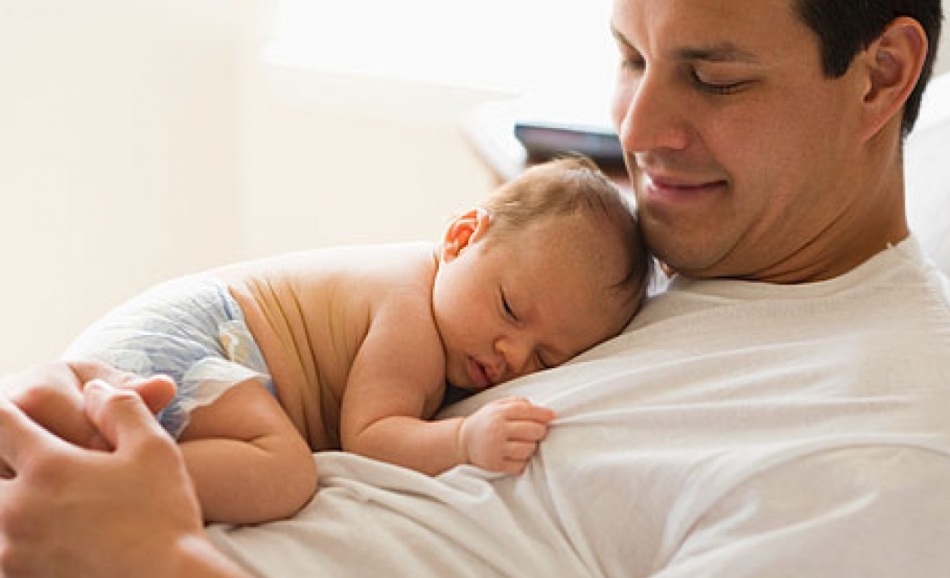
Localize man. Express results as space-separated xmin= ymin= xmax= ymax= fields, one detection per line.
xmin=1 ymin=0 xmax=947 ymax=576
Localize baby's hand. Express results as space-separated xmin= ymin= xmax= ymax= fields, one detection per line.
xmin=459 ymin=396 xmax=556 ymax=475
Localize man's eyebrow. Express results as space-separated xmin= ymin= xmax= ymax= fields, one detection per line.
xmin=675 ymin=43 xmax=760 ymax=64
xmin=609 ymin=25 xmax=759 ymax=64
xmin=610 ymin=24 xmax=630 ymax=48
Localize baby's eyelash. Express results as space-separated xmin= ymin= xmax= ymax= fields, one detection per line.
xmin=501 ymin=291 xmax=517 ymax=321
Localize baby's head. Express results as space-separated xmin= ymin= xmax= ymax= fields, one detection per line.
xmin=433 ymin=155 xmax=652 ymax=391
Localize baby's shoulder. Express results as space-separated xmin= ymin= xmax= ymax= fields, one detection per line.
xmin=343 ymin=242 xmax=438 ymax=298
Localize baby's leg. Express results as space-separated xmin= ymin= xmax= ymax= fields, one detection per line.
xmin=178 ymin=379 xmax=317 ymax=524
xmin=60 ymin=275 xmax=315 ymax=523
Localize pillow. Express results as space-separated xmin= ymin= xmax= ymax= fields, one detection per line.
xmin=905 ymin=71 xmax=950 ymax=277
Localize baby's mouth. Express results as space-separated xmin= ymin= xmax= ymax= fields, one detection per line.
xmin=466 ymin=357 xmax=492 ymax=390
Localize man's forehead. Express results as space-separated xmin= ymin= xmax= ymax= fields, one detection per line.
xmin=610 ymin=0 xmax=799 ymax=61
xmin=613 ymin=25 xmax=762 ymax=62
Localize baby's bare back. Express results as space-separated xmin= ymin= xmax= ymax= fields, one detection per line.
xmin=212 ymin=242 xmax=440 ymax=450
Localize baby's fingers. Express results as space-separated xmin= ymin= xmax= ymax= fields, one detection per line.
xmin=496 ymin=397 xmax=556 ymax=423
xmin=497 ymin=458 xmax=531 ymax=476
xmin=506 ymin=420 xmax=550 ymax=443
xmin=503 ymin=439 xmax=540 ymax=462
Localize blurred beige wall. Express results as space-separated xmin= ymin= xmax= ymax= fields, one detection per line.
xmin=1 ymin=0 xmax=948 ymax=374
xmin=0 ymin=0 xmax=493 ymax=373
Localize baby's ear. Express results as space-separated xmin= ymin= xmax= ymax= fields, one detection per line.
xmin=439 ymin=208 xmax=491 ymax=261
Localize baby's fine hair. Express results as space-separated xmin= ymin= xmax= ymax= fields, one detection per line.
xmin=481 ymin=155 xmax=653 ymax=315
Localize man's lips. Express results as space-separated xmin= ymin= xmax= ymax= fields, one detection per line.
xmin=642 ymin=172 xmax=727 ymax=198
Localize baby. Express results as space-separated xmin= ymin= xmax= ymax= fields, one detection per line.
xmin=64 ymin=156 xmax=652 ymax=524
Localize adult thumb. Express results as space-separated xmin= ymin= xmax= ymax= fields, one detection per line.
xmin=130 ymin=374 xmax=177 ymax=415
xmin=83 ymin=379 xmax=166 ymax=451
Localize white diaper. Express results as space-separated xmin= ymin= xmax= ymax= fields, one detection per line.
xmin=64 ymin=275 xmax=275 ymax=438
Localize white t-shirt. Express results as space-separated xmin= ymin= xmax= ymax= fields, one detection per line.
xmin=209 ymin=236 xmax=950 ymax=577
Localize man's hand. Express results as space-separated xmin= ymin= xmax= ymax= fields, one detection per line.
xmin=2 ymin=360 xmax=175 ymax=449
xmin=0 ymin=374 xmax=246 ymax=578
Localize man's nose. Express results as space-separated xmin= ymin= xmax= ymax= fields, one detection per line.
xmin=614 ymin=70 xmax=690 ymax=154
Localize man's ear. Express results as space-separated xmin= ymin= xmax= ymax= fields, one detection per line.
xmin=858 ymin=16 xmax=928 ymax=140
xmin=439 ymin=208 xmax=491 ymax=262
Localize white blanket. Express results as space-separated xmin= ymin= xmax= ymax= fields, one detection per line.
xmin=209 ymin=237 xmax=950 ymax=577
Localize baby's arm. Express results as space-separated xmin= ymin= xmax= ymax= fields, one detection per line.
xmin=340 ymin=309 xmax=555 ymax=476
xmin=177 ymin=380 xmax=317 ymax=524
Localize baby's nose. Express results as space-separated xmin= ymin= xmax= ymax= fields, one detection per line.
xmin=494 ymin=337 xmax=532 ymax=381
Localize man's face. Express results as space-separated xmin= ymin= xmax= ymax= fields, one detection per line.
xmin=610 ymin=0 xmax=879 ymax=282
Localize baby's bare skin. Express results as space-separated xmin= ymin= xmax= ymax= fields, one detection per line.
xmin=213 ymin=242 xmax=442 ymax=451
xmin=44 ymin=158 xmax=645 ymax=525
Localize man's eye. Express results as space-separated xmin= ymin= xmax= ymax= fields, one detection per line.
xmin=619 ymin=55 xmax=645 ymax=72
xmin=690 ymin=70 xmax=747 ymax=95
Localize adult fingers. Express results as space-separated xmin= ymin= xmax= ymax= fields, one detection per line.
xmin=69 ymin=360 xmax=146 ymax=388
xmin=82 ymin=380 xmax=171 ymax=455
xmin=72 ymin=361 xmax=177 ymax=414
xmin=10 ymin=378 xmax=93 ymax=447
xmin=132 ymin=375 xmax=177 ymax=414
xmin=84 ymin=374 xmax=177 ymax=415
xmin=0 ymin=394 xmax=72 ymax=475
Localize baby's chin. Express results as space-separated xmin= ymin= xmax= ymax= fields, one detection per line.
xmin=443 ymin=355 xmax=473 ymax=391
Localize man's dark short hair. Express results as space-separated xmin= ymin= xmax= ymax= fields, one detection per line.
xmin=794 ymin=0 xmax=944 ymax=137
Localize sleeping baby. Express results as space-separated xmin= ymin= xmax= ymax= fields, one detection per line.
xmin=63 ymin=156 xmax=652 ymax=524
